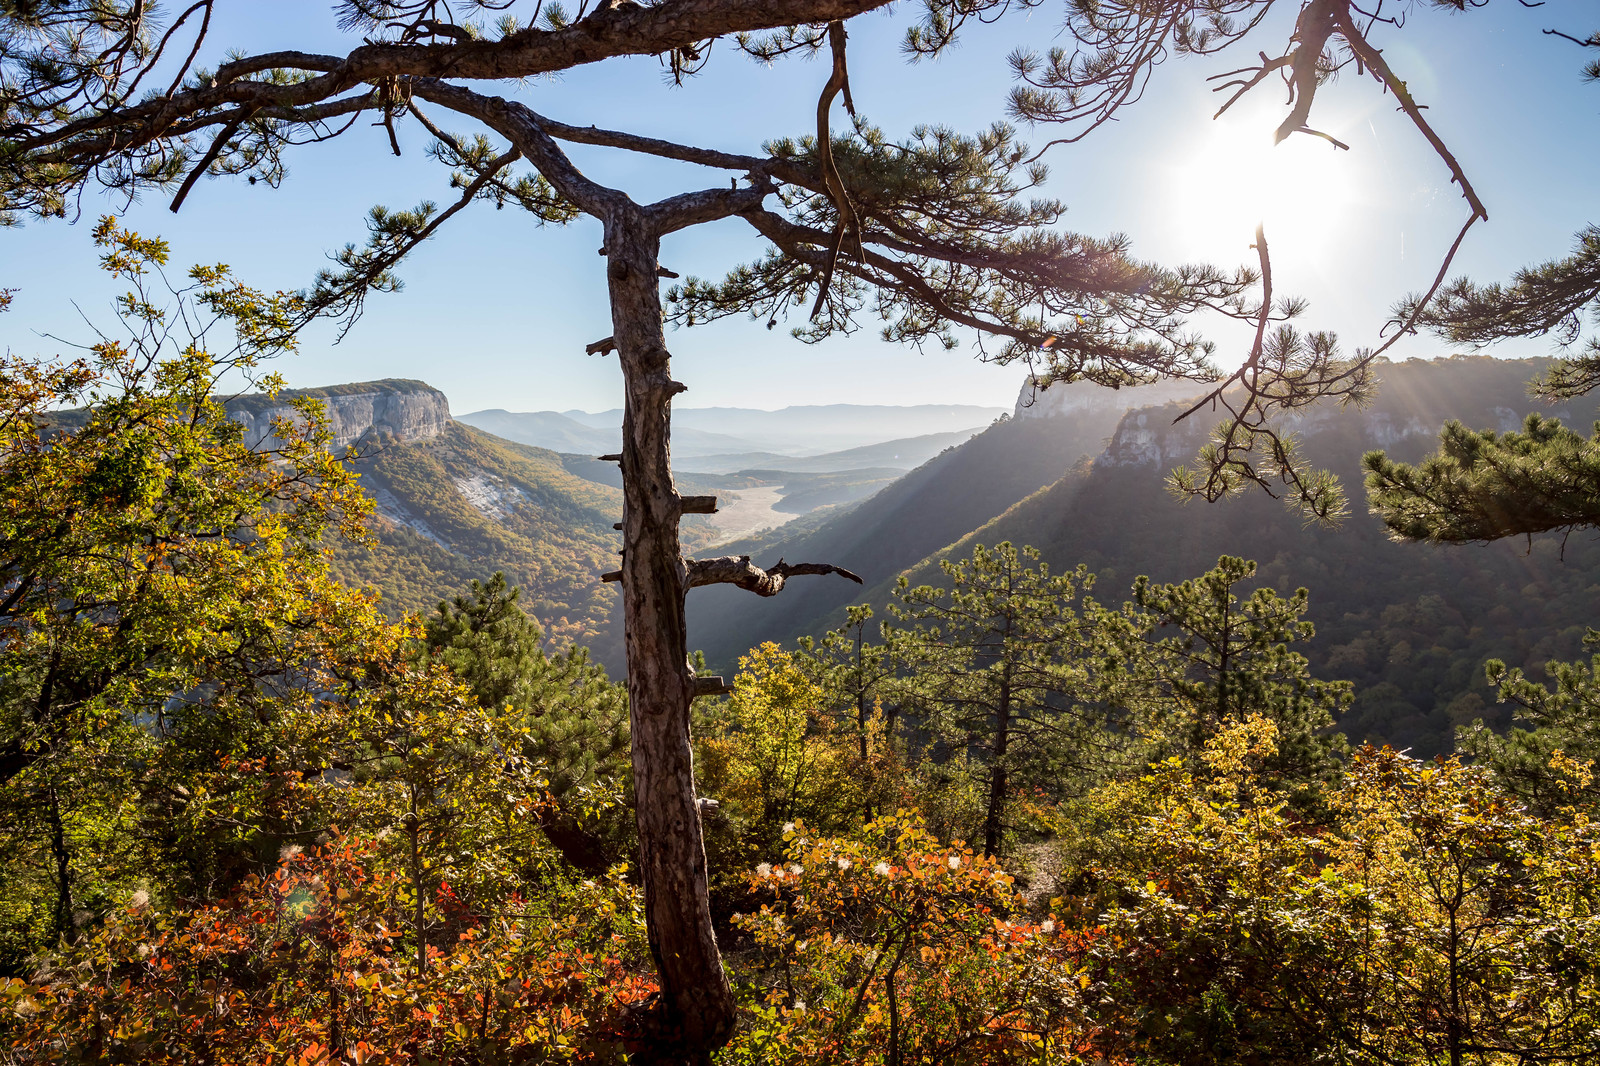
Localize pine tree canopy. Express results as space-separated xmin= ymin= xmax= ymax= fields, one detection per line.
xmin=1411 ymin=226 xmax=1600 ymax=400
xmin=1364 ymin=415 xmax=1600 ymax=544
xmin=0 ymin=0 xmax=1379 ymax=452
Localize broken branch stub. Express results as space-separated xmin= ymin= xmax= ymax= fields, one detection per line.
xmin=693 ymin=675 xmax=733 ymax=697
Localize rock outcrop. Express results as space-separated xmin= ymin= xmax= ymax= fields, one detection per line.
xmin=1093 ymin=356 xmax=1582 ymax=470
xmin=225 ymin=379 xmax=451 ymax=450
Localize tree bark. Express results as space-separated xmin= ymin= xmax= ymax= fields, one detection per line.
xmin=606 ymin=204 xmax=735 ymax=1057
xmin=48 ymin=785 xmax=73 ymax=943
xmin=983 ymin=665 xmax=1011 ymax=858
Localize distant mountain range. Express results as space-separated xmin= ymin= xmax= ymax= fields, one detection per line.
xmin=687 ymin=356 xmax=1600 ymax=759
xmin=223 ymin=386 xmax=1009 ymax=667
xmin=455 ymin=409 xmax=760 ymax=459
xmin=457 ymin=403 xmax=1006 ymax=460
xmin=278 ymin=380 xmax=1217 ymax=672
xmin=678 ymin=430 xmax=982 ymax=475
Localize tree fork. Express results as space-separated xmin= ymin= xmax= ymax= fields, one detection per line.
xmin=606 ymin=204 xmax=735 ymax=1057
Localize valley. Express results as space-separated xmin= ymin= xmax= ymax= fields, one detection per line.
xmin=688 ymin=356 xmax=1600 ymax=758
xmin=236 ymin=359 xmax=1600 ymax=762
xmin=703 ymin=483 xmax=787 ymax=541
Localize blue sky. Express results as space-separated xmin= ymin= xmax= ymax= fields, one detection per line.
xmin=3 ymin=0 xmax=1595 ymax=414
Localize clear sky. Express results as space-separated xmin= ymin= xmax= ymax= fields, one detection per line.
xmin=3 ymin=1 xmax=1595 ymax=415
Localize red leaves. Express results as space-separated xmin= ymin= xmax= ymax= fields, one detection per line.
xmin=3 ymin=837 xmax=654 ymax=1064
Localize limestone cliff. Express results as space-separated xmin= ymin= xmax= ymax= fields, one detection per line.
xmin=225 ymin=379 xmax=451 ymax=450
xmin=1094 ymin=356 xmax=1585 ymax=470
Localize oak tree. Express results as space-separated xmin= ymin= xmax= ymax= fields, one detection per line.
xmin=0 ymin=221 xmax=378 ymax=962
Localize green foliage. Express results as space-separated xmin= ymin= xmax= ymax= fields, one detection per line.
xmin=1116 ymin=555 xmax=1350 ymax=796
xmin=697 ymin=644 xmax=882 ymax=880
xmin=1070 ymin=718 xmax=1600 ymax=1066
xmin=1415 ymin=224 xmax=1600 ymax=397
xmin=794 ymin=604 xmax=903 ymax=812
xmin=0 ymin=217 xmax=380 ymax=966
xmin=1366 ymin=414 xmax=1600 ymax=542
xmin=1466 ymin=631 xmax=1600 ymax=812
xmin=422 ymin=572 xmax=633 ymax=870
xmin=327 ymin=422 xmax=625 ymax=662
xmin=671 ymin=120 xmax=1250 ymax=382
xmin=11 ymin=223 xmax=1600 ymax=1066
xmin=891 ymin=543 xmax=1107 ymax=856
xmin=1074 ymin=717 xmax=1329 ymax=1065
xmin=0 ymin=224 xmax=636 ymax=990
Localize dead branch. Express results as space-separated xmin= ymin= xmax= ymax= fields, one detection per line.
xmin=1336 ymin=9 xmax=1486 ymax=222
xmin=1208 ymin=52 xmax=1292 ymax=119
xmin=692 ymin=676 xmax=733 ymax=697
xmin=1272 ymin=0 xmax=1341 ymax=145
xmin=168 ymin=117 xmax=244 ymax=212
xmin=687 ymin=555 xmax=863 ymax=597
xmin=1175 ymin=223 xmax=1274 ymax=425
xmin=15 ymin=0 xmax=899 ymax=163
xmin=810 ymin=20 xmax=861 ymax=320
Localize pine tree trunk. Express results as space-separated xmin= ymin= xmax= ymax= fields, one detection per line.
xmin=605 ymin=206 xmax=735 ymax=1057
xmin=983 ymin=667 xmax=1011 ymax=858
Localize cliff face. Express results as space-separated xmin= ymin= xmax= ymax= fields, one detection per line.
xmin=226 ymin=379 xmax=451 ymax=450
xmin=1095 ymin=357 xmax=1580 ymax=470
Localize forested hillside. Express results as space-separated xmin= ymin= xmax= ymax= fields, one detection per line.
xmin=695 ymin=356 xmax=1600 ymax=756
xmin=327 ymin=421 xmax=628 ymax=659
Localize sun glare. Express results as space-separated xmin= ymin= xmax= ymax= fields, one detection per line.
xmin=1167 ymin=111 xmax=1366 ymax=266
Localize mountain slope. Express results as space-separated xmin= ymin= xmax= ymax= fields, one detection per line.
xmin=678 ymin=429 xmax=986 ymax=475
xmin=465 ymin=403 xmax=1007 ymax=458
xmin=328 ymin=420 xmax=630 ymax=664
xmin=847 ymin=356 xmax=1600 ymax=757
xmin=684 ymin=391 xmax=1172 ymax=665
xmin=451 ymin=409 xmax=620 ymax=454
xmin=455 ymin=408 xmax=764 ymax=457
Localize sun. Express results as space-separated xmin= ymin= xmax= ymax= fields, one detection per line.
xmin=1166 ymin=106 xmax=1368 ymax=265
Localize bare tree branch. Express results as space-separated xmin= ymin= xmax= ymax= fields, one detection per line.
xmin=810 ymin=20 xmax=862 ymax=319
xmin=13 ymin=0 xmax=901 ymax=159
xmin=687 ymin=555 xmax=863 ymax=596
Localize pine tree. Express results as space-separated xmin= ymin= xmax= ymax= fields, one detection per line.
xmin=794 ymin=604 xmax=902 ymax=808
xmin=891 ymin=543 xmax=1105 ymax=857
xmin=1404 ymin=24 xmax=1600 ymax=398
xmin=423 ymin=573 xmax=632 ymax=868
xmin=425 ymin=573 xmax=544 ymax=712
xmin=1116 ymin=556 xmax=1350 ymax=796
xmin=1460 ymin=633 xmax=1600 ymax=814
xmin=1307 ymin=15 xmax=1600 ymax=542
xmin=1365 ymin=415 xmax=1600 ymax=544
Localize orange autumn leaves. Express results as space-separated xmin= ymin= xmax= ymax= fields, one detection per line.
xmin=2 ymin=840 xmax=656 ymax=1065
